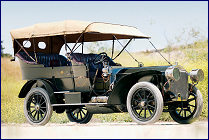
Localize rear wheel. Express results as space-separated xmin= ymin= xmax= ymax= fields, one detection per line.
xmin=169 ymin=84 xmax=203 ymax=124
xmin=24 ymin=87 xmax=53 ymax=125
xmin=127 ymin=82 xmax=163 ymax=125
xmin=66 ymin=106 xmax=93 ymax=124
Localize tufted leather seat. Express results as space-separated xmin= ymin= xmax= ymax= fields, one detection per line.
xmin=16 ymin=52 xmax=71 ymax=67
xmin=68 ymin=53 xmax=117 ymax=79
xmin=69 ymin=53 xmax=116 ymax=66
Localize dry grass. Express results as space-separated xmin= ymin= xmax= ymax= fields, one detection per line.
xmin=1 ymin=57 xmax=26 ymax=123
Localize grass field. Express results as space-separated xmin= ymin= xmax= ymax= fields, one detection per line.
xmin=1 ymin=39 xmax=208 ymax=123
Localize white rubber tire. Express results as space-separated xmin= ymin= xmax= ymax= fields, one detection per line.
xmin=127 ymin=82 xmax=163 ymax=125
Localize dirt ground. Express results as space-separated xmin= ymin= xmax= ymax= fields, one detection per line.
xmin=1 ymin=121 xmax=208 ymax=139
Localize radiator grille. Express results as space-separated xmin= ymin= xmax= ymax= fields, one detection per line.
xmin=169 ymin=71 xmax=188 ymax=100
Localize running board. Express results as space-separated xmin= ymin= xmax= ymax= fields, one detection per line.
xmin=54 ymin=91 xmax=70 ymax=94
xmin=51 ymin=103 xmax=108 ymax=106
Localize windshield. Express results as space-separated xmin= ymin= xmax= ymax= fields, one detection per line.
xmin=60 ymin=37 xmax=171 ymax=67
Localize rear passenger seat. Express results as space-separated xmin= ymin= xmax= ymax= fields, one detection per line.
xmin=16 ymin=52 xmax=71 ymax=67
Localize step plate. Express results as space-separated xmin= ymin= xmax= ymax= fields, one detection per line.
xmin=64 ymin=92 xmax=81 ymax=104
xmin=54 ymin=91 xmax=70 ymax=94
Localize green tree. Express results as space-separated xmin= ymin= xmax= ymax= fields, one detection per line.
xmin=86 ymin=42 xmax=112 ymax=55
xmin=1 ymin=40 xmax=5 ymax=56
xmin=1 ymin=41 xmax=12 ymax=57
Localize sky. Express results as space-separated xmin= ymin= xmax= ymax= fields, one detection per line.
xmin=1 ymin=1 xmax=208 ymax=56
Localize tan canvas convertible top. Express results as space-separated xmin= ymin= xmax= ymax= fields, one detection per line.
xmin=11 ymin=20 xmax=150 ymax=54
xmin=10 ymin=20 xmax=150 ymax=41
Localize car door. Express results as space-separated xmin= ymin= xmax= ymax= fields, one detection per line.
xmin=71 ymin=61 xmax=91 ymax=92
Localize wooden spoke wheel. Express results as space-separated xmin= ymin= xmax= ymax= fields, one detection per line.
xmin=66 ymin=106 xmax=93 ymax=124
xmin=169 ymin=84 xmax=203 ymax=124
xmin=24 ymin=88 xmax=52 ymax=125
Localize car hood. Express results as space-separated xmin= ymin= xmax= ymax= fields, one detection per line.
xmin=110 ymin=65 xmax=170 ymax=75
xmin=109 ymin=65 xmax=170 ymax=83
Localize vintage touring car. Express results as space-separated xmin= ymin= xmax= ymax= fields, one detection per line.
xmin=10 ymin=20 xmax=204 ymax=125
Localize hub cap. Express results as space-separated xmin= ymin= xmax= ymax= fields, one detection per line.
xmin=140 ymin=100 xmax=146 ymax=107
xmin=35 ymin=104 xmax=40 ymax=111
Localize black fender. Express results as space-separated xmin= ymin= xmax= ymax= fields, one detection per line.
xmin=18 ymin=79 xmax=57 ymax=104
xmin=107 ymin=70 xmax=162 ymax=105
xmin=18 ymin=80 xmax=36 ymax=98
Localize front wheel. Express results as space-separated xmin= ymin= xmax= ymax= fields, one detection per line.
xmin=24 ymin=87 xmax=53 ymax=125
xmin=66 ymin=106 xmax=93 ymax=124
xmin=169 ymin=84 xmax=203 ymax=124
xmin=127 ymin=82 xmax=163 ymax=125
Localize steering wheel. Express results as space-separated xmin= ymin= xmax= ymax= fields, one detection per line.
xmin=93 ymin=52 xmax=108 ymax=65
